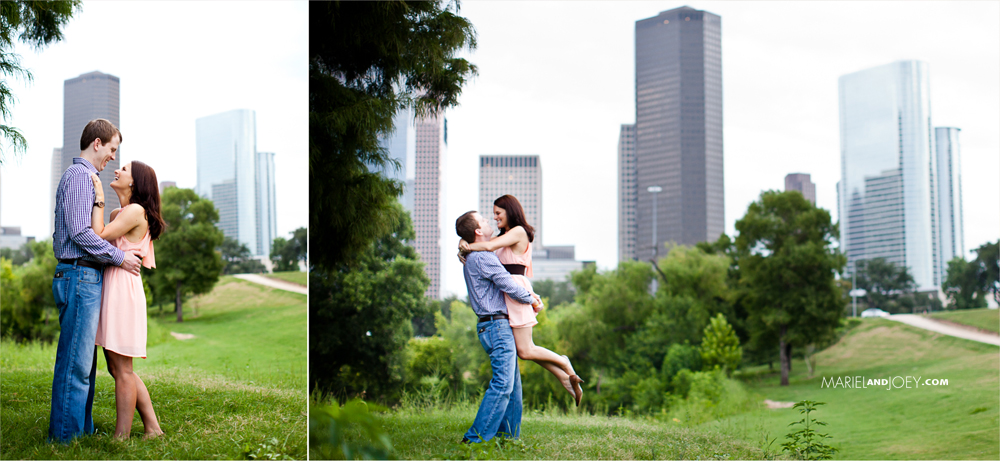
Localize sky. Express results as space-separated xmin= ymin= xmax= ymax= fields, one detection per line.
xmin=1 ymin=1 xmax=308 ymax=242
xmin=439 ymin=1 xmax=1000 ymax=298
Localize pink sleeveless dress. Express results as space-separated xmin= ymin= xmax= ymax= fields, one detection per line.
xmin=497 ymin=241 xmax=539 ymax=329
xmin=95 ymin=223 xmax=156 ymax=359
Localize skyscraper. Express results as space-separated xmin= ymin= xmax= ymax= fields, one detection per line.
xmin=479 ymin=155 xmax=542 ymax=248
xmin=785 ymin=173 xmax=816 ymax=205
xmin=196 ymin=109 xmax=276 ymax=257
xmin=256 ymin=151 xmax=278 ymax=257
xmin=618 ymin=124 xmax=637 ymax=262
xmin=378 ymin=109 xmax=446 ymax=299
xmin=935 ymin=127 xmax=964 ymax=273
xmin=413 ymin=114 xmax=447 ymax=299
xmin=838 ymin=60 xmax=939 ymax=291
xmin=59 ymin=71 xmax=120 ymax=224
xmin=634 ymin=7 xmax=724 ymax=258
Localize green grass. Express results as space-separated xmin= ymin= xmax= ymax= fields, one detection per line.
xmin=712 ymin=318 xmax=999 ymax=459
xmin=264 ymin=271 xmax=306 ymax=287
xmin=1 ymin=276 xmax=306 ymax=459
xmin=928 ymin=307 xmax=1000 ymax=334
xmin=337 ymin=402 xmax=770 ymax=460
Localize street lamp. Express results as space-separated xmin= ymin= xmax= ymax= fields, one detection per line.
xmin=647 ymin=186 xmax=662 ymax=260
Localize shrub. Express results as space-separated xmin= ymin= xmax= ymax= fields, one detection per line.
xmin=700 ymin=313 xmax=742 ymax=375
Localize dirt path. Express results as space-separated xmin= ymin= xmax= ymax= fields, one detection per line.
xmin=232 ymin=274 xmax=307 ymax=295
xmin=887 ymin=314 xmax=1000 ymax=346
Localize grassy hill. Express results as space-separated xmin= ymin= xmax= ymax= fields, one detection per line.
xmin=928 ymin=307 xmax=1000 ymax=334
xmin=1 ymin=276 xmax=306 ymax=460
xmin=264 ymin=271 xmax=307 ymax=287
xmin=712 ymin=318 xmax=999 ymax=459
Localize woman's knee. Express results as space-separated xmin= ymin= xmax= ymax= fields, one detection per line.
xmin=516 ymin=345 xmax=533 ymax=361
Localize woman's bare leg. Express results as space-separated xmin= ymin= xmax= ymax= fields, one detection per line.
xmin=132 ymin=373 xmax=164 ymax=438
xmin=511 ymin=327 xmax=574 ymax=395
xmin=105 ymin=350 xmax=137 ymax=439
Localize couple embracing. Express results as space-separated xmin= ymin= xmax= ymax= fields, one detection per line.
xmin=455 ymin=194 xmax=583 ymax=444
xmin=49 ymin=119 xmax=165 ymax=442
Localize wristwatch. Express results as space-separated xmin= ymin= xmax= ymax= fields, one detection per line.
xmin=94 ymin=200 xmax=105 ymax=208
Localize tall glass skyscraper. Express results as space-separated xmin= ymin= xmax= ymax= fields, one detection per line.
xmin=935 ymin=127 xmax=964 ymax=276
xmin=838 ymin=60 xmax=939 ymax=291
xmin=634 ymin=7 xmax=724 ymax=258
xmin=59 ymin=71 xmax=120 ymax=224
xmin=478 ymin=155 xmax=542 ymax=248
xmin=196 ymin=109 xmax=276 ymax=257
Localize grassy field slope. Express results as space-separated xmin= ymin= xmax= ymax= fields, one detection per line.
xmin=264 ymin=271 xmax=306 ymax=287
xmin=713 ymin=319 xmax=999 ymax=460
xmin=1 ymin=276 xmax=306 ymax=460
xmin=928 ymin=308 xmax=1000 ymax=334
xmin=353 ymin=404 xmax=769 ymax=460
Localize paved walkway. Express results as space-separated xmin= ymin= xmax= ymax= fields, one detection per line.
xmin=888 ymin=314 xmax=1000 ymax=346
xmin=232 ymin=274 xmax=307 ymax=295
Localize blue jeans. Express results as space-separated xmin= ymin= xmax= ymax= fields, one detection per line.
xmin=464 ymin=319 xmax=522 ymax=443
xmin=48 ymin=262 xmax=103 ymax=442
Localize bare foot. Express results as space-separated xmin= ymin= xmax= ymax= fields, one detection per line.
xmin=143 ymin=429 xmax=165 ymax=440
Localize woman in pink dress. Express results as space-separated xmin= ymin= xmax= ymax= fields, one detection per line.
xmin=89 ymin=160 xmax=165 ymax=440
xmin=460 ymin=194 xmax=585 ymax=406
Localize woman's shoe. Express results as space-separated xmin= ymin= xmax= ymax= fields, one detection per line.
xmin=569 ymin=374 xmax=584 ymax=407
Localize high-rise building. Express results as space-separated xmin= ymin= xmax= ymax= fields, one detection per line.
xmin=196 ymin=109 xmax=275 ymax=257
xmin=256 ymin=151 xmax=278 ymax=257
xmin=634 ymin=7 xmax=724 ymax=259
xmin=159 ymin=181 xmax=177 ymax=194
xmin=618 ymin=124 xmax=637 ymax=262
xmin=59 ymin=71 xmax=120 ymax=224
xmin=935 ymin=127 xmax=964 ymax=273
xmin=838 ymin=60 xmax=939 ymax=291
xmin=479 ymin=155 xmax=542 ymax=248
xmin=378 ymin=109 xmax=446 ymax=299
xmin=785 ymin=173 xmax=816 ymax=204
xmin=413 ymin=114 xmax=447 ymax=299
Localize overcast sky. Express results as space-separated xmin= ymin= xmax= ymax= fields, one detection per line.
xmin=440 ymin=1 xmax=1000 ymax=298
xmin=1 ymin=1 xmax=307 ymax=241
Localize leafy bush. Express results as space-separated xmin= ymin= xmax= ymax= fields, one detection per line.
xmin=309 ymin=396 xmax=393 ymax=460
xmin=661 ymin=342 xmax=702 ymax=382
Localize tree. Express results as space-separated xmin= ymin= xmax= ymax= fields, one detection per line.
xmin=271 ymin=227 xmax=307 ymax=272
xmin=532 ymin=278 xmax=576 ymax=308
xmin=310 ymin=202 xmax=429 ymax=399
xmin=854 ymin=258 xmax=915 ymax=314
xmin=148 ymin=188 xmax=225 ymax=322
xmin=0 ymin=239 xmax=58 ymax=342
xmin=700 ymin=313 xmax=742 ymax=376
xmin=309 ymin=0 xmax=477 ymax=270
xmin=942 ymin=257 xmax=988 ymax=310
xmin=973 ymin=240 xmax=999 ymax=304
xmin=0 ymin=241 xmax=33 ymax=266
xmin=219 ymin=236 xmax=265 ymax=275
xmin=1 ymin=1 xmax=80 ymax=163
xmin=735 ymin=190 xmax=846 ymax=386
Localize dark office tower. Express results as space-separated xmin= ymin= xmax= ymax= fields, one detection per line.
xmin=785 ymin=173 xmax=816 ymax=205
xmin=618 ymin=124 xmax=637 ymax=262
xmin=635 ymin=6 xmax=723 ymax=259
xmin=61 ymin=71 xmax=121 ymax=224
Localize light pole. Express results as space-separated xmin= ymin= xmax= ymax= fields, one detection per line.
xmin=647 ymin=186 xmax=662 ymax=260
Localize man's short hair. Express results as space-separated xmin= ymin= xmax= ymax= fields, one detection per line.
xmin=79 ymin=119 xmax=122 ymax=151
xmin=456 ymin=211 xmax=479 ymax=243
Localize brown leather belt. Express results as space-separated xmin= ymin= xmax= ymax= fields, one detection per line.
xmin=58 ymin=258 xmax=104 ymax=270
xmin=478 ymin=313 xmax=509 ymax=323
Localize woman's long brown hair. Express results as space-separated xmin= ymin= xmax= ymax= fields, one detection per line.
xmin=129 ymin=160 xmax=167 ymax=240
xmin=494 ymin=194 xmax=534 ymax=243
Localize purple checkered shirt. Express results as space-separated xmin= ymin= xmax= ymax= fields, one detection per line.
xmin=463 ymin=251 xmax=535 ymax=317
xmin=52 ymin=158 xmax=124 ymax=266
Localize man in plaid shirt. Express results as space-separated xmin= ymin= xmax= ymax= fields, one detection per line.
xmin=49 ymin=119 xmax=143 ymax=443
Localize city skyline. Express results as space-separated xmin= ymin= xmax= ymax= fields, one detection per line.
xmin=438 ymin=1 xmax=998 ymax=298
xmin=2 ymin=2 xmax=307 ymax=243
